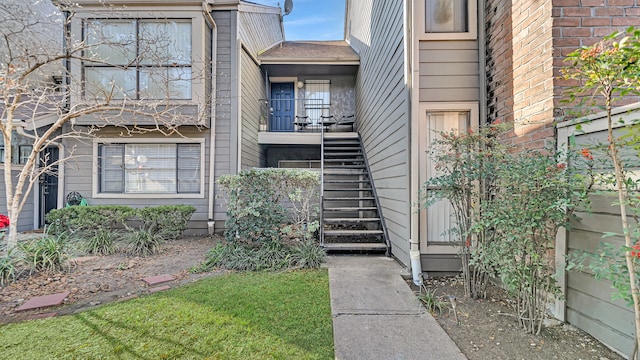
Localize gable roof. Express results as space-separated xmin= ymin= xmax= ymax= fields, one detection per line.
xmin=259 ymin=41 xmax=359 ymax=65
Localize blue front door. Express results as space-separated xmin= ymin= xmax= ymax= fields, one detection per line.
xmin=270 ymin=83 xmax=295 ymax=132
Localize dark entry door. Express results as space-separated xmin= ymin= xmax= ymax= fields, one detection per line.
xmin=39 ymin=147 xmax=58 ymax=227
xmin=270 ymin=83 xmax=295 ymax=132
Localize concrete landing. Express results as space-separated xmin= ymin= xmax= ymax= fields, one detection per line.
xmin=327 ymin=256 xmax=466 ymax=360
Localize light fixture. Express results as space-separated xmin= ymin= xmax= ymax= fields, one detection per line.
xmin=296 ymin=80 xmax=304 ymax=88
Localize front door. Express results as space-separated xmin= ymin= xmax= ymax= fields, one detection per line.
xmin=270 ymin=83 xmax=295 ymax=132
xmin=39 ymin=147 xmax=58 ymax=227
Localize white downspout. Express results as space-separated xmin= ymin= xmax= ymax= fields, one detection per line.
xmin=405 ymin=0 xmax=423 ymax=286
xmin=204 ymin=4 xmax=217 ymax=235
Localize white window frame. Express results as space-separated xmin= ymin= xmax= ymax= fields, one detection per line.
xmin=418 ymin=102 xmax=479 ymax=253
xmin=82 ymin=18 xmax=193 ymax=100
xmin=415 ymin=0 xmax=477 ymax=40
xmin=92 ymin=137 xmax=205 ymax=199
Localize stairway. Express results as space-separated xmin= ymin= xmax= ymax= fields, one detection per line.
xmin=321 ymin=133 xmax=390 ymax=254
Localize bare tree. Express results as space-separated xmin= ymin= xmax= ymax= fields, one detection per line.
xmin=0 ymin=0 xmax=203 ymax=251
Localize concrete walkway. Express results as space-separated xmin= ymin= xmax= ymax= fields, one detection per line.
xmin=326 ymin=255 xmax=466 ymax=360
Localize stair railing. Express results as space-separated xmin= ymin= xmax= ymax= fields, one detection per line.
xmin=357 ymin=134 xmax=392 ymax=256
xmin=319 ymin=114 xmax=325 ymax=246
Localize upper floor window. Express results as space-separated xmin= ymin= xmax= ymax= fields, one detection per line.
xmin=417 ymin=0 xmax=477 ymax=40
xmin=425 ymin=0 xmax=468 ymax=33
xmin=83 ymin=19 xmax=192 ymax=100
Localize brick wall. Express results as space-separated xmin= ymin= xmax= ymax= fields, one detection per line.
xmin=552 ymin=0 xmax=640 ymax=118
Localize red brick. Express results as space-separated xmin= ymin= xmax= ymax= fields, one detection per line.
xmin=593 ymin=27 xmax=618 ymax=36
xmin=554 ymin=0 xmax=580 ymax=5
xmin=580 ymin=0 xmax=605 ymax=5
xmin=563 ymin=27 xmax=593 ymax=37
xmin=612 ymin=17 xmax=640 ymax=26
xmin=582 ymin=17 xmax=612 ymax=26
xmin=554 ymin=37 xmax=581 ymax=47
xmin=625 ymin=8 xmax=640 ymax=16
xmin=142 ymin=274 xmax=175 ymax=285
xmin=562 ymin=7 xmax=593 ymax=16
xmin=555 ymin=17 xmax=581 ymax=27
xmin=594 ymin=7 xmax=624 ymax=16
xmin=609 ymin=0 xmax=635 ymax=5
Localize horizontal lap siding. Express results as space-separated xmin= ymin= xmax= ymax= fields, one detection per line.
xmin=0 ymin=169 xmax=35 ymax=231
xmin=212 ymin=11 xmax=234 ymax=227
xmin=418 ymin=41 xmax=479 ymax=102
xmin=348 ymin=0 xmax=411 ymax=265
xmin=565 ymin=125 xmax=637 ymax=357
xmin=62 ymin=127 xmax=211 ymax=234
xmin=240 ymin=50 xmax=263 ymax=169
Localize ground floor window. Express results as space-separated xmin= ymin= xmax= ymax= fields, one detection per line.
xmin=98 ymin=142 xmax=201 ymax=194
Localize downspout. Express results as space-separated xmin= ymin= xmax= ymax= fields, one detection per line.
xmin=204 ymin=4 xmax=217 ymax=235
xmin=478 ymin=0 xmax=487 ymax=124
xmin=405 ymin=0 xmax=423 ymax=286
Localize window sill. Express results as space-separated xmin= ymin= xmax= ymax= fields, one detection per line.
xmin=92 ymin=192 xmax=205 ymax=200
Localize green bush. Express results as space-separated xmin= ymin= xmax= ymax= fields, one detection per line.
xmin=124 ymin=229 xmax=162 ymax=256
xmin=46 ymin=205 xmax=134 ymax=238
xmin=83 ymin=229 xmax=118 ymax=255
xmin=136 ymin=205 xmax=196 ymax=240
xmin=0 ymin=250 xmax=18 ymax=286
xmin=289 ymin=241 xmax=326 ymax=269
xmin=20 ymin=234 xmax=69 ymax=273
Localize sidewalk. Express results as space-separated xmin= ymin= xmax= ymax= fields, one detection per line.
xmin=326 ymin=255 xmax=466 ymax=360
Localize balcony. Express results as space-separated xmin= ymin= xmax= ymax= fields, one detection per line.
xmin=257 ymin=98 xmax=355 ymax=145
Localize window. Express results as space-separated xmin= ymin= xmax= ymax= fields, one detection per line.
xmin=425 ymin=0 xmax=468 ymax=33
xmin=417 ymin=0 xmax=477 ymax=40
xmin=98 ymin=143 xmax=201 ymax=194
xmin=84 ymin=19 xmax=192 ymax=100
xmin=304 ymin=80 xmax=330 ymax=124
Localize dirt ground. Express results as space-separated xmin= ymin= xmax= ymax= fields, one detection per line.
xmin=0 ymin=242 xmax=628 ymax=359
xmin=420 ymin=275 xmax=624 ymax=360
xmin=0 ymin=235 xmax=221 ymax=324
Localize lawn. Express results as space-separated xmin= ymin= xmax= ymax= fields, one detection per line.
xmin=0 ymin=270 xmax=334 ymax=359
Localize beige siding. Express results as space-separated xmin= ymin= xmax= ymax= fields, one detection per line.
xmin=238 ymin=11 xmax=282 ymax=55
xmin=240 ymin=50 xmax=263 ymax=169
xmin=62 ymin=127 xmax=211 ymax=234
xmin=418 ymin=40 xmax=480 ymax=102
xmin=347 ymin=0 xmax=411 ymax=265
xmin=558 ymin=107 xmax=640 ymax=358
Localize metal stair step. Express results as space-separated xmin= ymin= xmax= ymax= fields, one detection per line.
xmin=324 ymin=229 xmax=384 ymax=236
xmin=324 ymin=169 xmax=366 ymax=175
xmin=324 ymin=165 xmax=366 ymax=169
xmin=322 ymin=242 xmax=387 ymax=252
xmin=324 ymin=179 xmax=370 ymax=183
xmin=324 ymin=206 xmax=378 ymax=212
xmin=324 ymin=147 xmax=361 ymax=151
xmin=324 ymin=152 xmax=363 ymax=157
xmin=323 ymin=158 xmax=364 ymax=162
xmin=323 ymin=217 xmax=381 ymax=223
xmin=323 ymin=188 xmax=373 ymax=192
xmin=323 ymin=197 xmax=375 ymax=201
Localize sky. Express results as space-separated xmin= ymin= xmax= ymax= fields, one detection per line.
xmin=251 ymin=0 xmax=346 ymax=41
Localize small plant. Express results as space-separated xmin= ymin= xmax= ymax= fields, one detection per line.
xmin=20 ymin=234 xmax=69 ymax=273
xmin=418 ymin=288 xmax=449 ymax=314
xmin=83 ymin=229 xmax=118 ymax=255
xmin=124 ymin=229 xmax=162 ymax=256
xmin=0 ymin=250 xmax=18 ymax=286
xmin=136 ymin=205 xmax=195 ymax=240
xmin=289 ymin=241 xmax=326 ymax=269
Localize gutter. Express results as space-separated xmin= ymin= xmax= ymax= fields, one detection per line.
xmin=204 ymin=3 xmax=218 ymax=235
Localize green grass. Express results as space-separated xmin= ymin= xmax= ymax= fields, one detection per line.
xmin=0 ymin=270 xmax=334 ymax=359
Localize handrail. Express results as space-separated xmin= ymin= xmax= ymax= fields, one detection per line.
xmin=358 ymin=133 xmax=392 ymax=256
xmin=319 ymin=113 xmax=325 ymax=246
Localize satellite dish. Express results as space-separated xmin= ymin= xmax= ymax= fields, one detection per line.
xmin=284 ymin=0 xmax=293 ymax=15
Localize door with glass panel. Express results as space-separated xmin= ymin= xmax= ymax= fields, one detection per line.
xmin=419 ymin=110 xmax=470 ymax=248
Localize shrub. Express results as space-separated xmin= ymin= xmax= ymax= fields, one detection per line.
xmin=136 ymin=205 xmax=195 ymax=240
xmin=46 ymin=205 xmax=134 ymax=238
xmin=0 ymin=251 xmax=18 ymax=286
xmin=289 ymin=241 xmax=326 ymax=269
xmin=20 ymin=234 xmax=69 ymax=273
xmin=83 ymin=229 xmax=118 ymax=255
xmin=124 ymin=229 xmax=162 ymax=256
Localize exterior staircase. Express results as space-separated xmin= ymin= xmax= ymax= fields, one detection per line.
xmin=320 ymin=132 xmax=390 ymax=255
